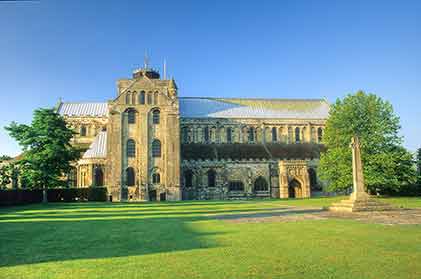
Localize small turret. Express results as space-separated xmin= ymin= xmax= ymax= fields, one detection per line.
xmin=168 ymin=78 xmax=178 ymax=97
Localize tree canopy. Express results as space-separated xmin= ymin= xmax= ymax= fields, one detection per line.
xmin=319 ymin=91 xmax=416 ymax=193
xmin=417 ymin=148 xmax=421 ymax=185
xmin=0 ymin=155 xmax=12 ymax=163
xmin=6 ymin=108 xmax=80 ymax=189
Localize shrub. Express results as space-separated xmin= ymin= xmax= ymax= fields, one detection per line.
xmin=0 ymin=187 xmax=108 ymax=206
xmin=88 ymin=187 xmax=107 ymax=201
xmin=0 ymin=189 xmax=43 ymax=206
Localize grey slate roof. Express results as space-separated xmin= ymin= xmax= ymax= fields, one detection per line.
xmin=57 ymin=102 xmax=108 ymax=117
xmin=179 ymin=97 xmax=329 ymax=119
xmin=57 ymin=97 xmax=329 ymax=119
xmin=83 ymin=131 xmax=107 ymax=159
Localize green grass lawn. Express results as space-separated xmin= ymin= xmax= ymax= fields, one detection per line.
xmin=0 ymin=197 xmax=420 ymax=279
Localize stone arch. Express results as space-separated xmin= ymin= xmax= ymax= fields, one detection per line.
xmin=254 ymin=176 xmax=268 ymax=192
xmin=150 ymin=108 xmax=160 ymax=124
xmin=288 ymin=178 xmax=303 ymax=198
xmin=94 ymin=166 xmax=104 ymax=186
xmin=139 ymin=91 xmax=146 ymax=104
xmin=207 ymin=169 xmax=216 ymax=187
xmin=152 ymin=139 xmax=161 ymax=157
xmin=126 ymin=167 xmax=135 ymax=187
xmin=125 ymin=108 xmax=137 ymax=124
xmin=151 ymin=167 xmax=161 ymax=184
xmin=126 ymin=139 xmax=136 ymax=157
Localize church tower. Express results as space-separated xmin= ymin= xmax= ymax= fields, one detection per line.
xmin=106 ymin=64 xmax=181 ymax=201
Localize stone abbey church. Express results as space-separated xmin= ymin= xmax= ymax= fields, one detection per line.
xmin=57 ymin=66 xmax=329 ymax=201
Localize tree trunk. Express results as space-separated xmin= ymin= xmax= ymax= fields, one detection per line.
xmin=42 ymin=186 xmax=48 ymax=203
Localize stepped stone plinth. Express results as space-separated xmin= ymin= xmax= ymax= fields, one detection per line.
xmin=328 ymin=136 xmax=393 ymax=213
xmin=329 ymin=195 xmax=394 ymax=212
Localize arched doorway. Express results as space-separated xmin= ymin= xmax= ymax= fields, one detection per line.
xmin=149 ymin=190 xmax=157 ymax=201
xmin=288 ymin=179 xmax=302 ymax=198
xmin=94 ymin=167 xmax=104 ymax=187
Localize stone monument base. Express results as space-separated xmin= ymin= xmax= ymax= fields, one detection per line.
xmin=329 ymin=195 xmax=394 ymax=212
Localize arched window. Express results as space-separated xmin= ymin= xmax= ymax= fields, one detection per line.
xmin=295 ymin=127 xmax=300 ymax=143
xmin=248 ymin=127 xmax=255 ymax=143
xmin=132 ymin=91 xmax=137 ymax=105
xmin=182 ymin=127 xmax=189 ymax=143
xmin=272 ymin=127 xmax=277 ymax=142
xmin=94 ymin=167 xmax=104 ymax=186
xmin=207 ymin=169 xmax=216 ymax=187
xmin=317 ymin=128 xmax=323 ymax=143
xmin=126 ymin=93 xmax=131 ymax=104
xmin=226 ymin=127 xmax=232 ymax=143
xmin=80 ymin=125 xmax=87 ymax=137
xmin=147 ymin=92 xmax=152 ymax=104
xmin=127 ymin=109 xmax=136 ymax=124
xmin=153 ymin=91 xmax=159 ymax=105
xmin=139 ymin=91 xmax=146 ymax=104
xmin=229 ymin=181 xmax=244 ymax=191
xmin=184 ymin=170 xmax=193 ymax=188
xmin=254 ymin=177 xmax=268 ymax=191
xmin=152 ymin=139 xmax=161 ymax=157
xmin=152 ymin=109 xmax=160 ymax=124
xmin=127 ymin=139 xmax=136 ymax=157
xmin=204 ymin=127 xmax=210 ymax=142
xmin=152 ymin=173 xmax=160 ymax=184
xmin=126 ymin=167 xmax=135 ymax=186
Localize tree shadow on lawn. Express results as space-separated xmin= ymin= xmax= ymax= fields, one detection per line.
xmin=0 ymin=207 xmax=294 ymax=221
xmin=0 ymin=200 xmax=279 ymax=215
xmin=0 ymin=214 xmax=225 ymax=268
xmin=0 ymin=203 xmax=300 ymax=268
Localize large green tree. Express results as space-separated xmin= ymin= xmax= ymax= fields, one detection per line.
xmin=417 ymin=148 xmax=421 ymax=185
xmin=319 ymin=91 xmax=416 ymax=194
xmin=0 ymin=164 xmax=12 ymax=189
xmin=6 ymin=108 xmax=80 ymax=201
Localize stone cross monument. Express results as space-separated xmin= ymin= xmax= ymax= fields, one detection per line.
xmin=350 ymin=136 xmax=369 ymax=201
xmin=329 ymin=135 xmax=392 ymax=212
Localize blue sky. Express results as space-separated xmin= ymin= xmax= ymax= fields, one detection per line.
xmin=0 ymin=0 xmax=420 ymax=156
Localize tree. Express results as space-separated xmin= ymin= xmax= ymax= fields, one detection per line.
xmin=417 ymin=148 xmax=421 ymax=185
xmin=319 ymin=91 xmax=416 ymax=194
xmin=0 ymin=155 xmax=12 ymax=163
xmin=6 ymin=108 xmax=80 ymax=202
xmin=0 ymin=164 xmax=12 ymax=189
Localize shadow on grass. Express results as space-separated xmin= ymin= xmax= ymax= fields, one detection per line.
xmin=0 ymin=213 xmax=224 ymax=267
xmin=0 ymin=202 xmax=307 ymax=268
xmin=0 ymin=207 xmax=295 ymax=221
